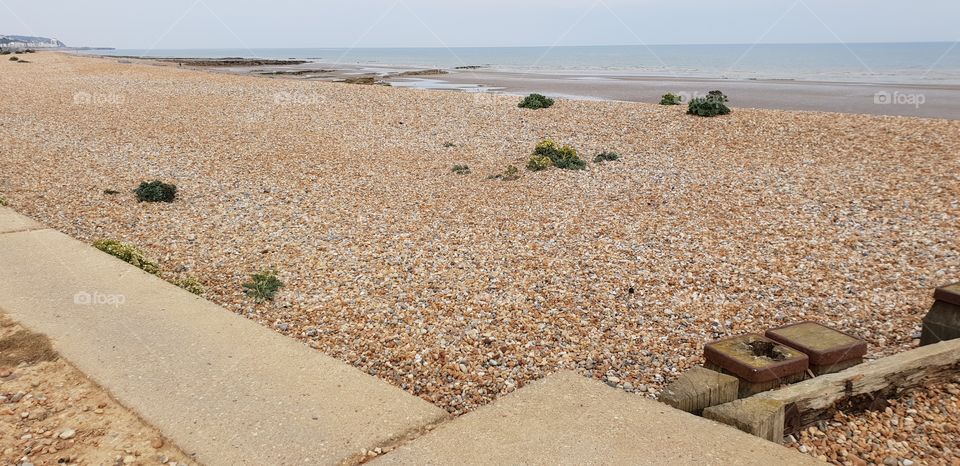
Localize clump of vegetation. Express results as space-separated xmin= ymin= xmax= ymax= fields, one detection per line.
xmin=9 ymin=56 xmax=18 ymax=62
xmin=443 ymin=142 xmax=456 ymax=148
xmin=92 ymin=239 xmax=160 ymax=275
xmin=451 ymin=164 xmax=471 ymax=175
xmin=594 ymin=152 xmax=621 ymax=163
xmin=243 ymin=270 xmax=284 ymax=302
xmin=103 ymin=189 xmax=121 ymax=195
xmin=518 ymin=93 xmax=555 ymax=110
xmin=530 ymin=139 xmax=586 ymax=170
xmin=660 ymin=93 xmax=683 ymax=105
xmin=0 ymin=196 xmax=7 ymax=206
xmin=487 ymin=165 xmax=520 ymax=181
xmin=526 ymin=154 xmax=554 ymax=171
xmin=687 ymin=90 xmax=731 ymax=117
xmin=135 ymin=180 xmax=177 ymax=203
xmin=174 ymin=276 xmax=205 ymax=295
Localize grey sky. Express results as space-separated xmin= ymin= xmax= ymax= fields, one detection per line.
xmin=2 ymin=0 xmax=957 ymax=49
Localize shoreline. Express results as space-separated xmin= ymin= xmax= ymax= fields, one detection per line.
xmin=87 ymin=52 xmax=960 ymax=119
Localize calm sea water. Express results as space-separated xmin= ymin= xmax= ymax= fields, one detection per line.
xmin=99 ymin=43 xmax=960 ymax=84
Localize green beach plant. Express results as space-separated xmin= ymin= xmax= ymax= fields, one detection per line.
xmin=660 ymin=93 xmax=683 ymax=105
xmin=92 ymin=239 xmax=160 ymax=275
xmin=451 ymin=164 xmax=471 ymax=175
xmin=531 ymin=139 xmax=586 ymax=170
xmin=443 ymin=142 xmax=456 ymax=148
xmin=594 ymin=152 xmax=621 ymax=163
xmin=488 ymin=165 xmax=520 ymax=181
xmin=174 ymin=276 xmax=206 ymax=295
xmin=687 ymin=90 xmax=731 ymax=117
xmin=243 ymin=270 xmax=284 ymax=302
xmin=0 ymin=196 xmax=7 ymax=206
xmin=526 ymin=154 xmax=554 ymax=171
xmin=135 ymin=180 xmax=177 ymax=203
xmin=501 ymin=165 xmax=520 ymax=181
xmin=518 ymin=93 xmax=555 ymax=110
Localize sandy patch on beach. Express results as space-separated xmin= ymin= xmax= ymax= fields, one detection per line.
xmin=0 ymin=316 xmax=195 ymax=466
xmin=1 ymin=52 xmax=959 ymax=461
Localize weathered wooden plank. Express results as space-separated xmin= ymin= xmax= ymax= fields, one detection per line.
xmin=750 ymin=338 xmax=960 ymax=433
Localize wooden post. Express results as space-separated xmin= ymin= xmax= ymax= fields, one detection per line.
xmin=660 ymin=367 xmax=739 ymax=414
xmin=703 ymin=398 xmax=786 ymax=443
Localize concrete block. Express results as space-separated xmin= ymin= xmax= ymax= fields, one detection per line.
xmin=765 ymin=321 xmax=867 ymax=375
xmin=704 ymin=334 xmax=809 ymax=397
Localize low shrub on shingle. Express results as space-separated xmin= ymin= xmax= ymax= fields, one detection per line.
xmin=243 ymin=270 xmax=284 ymax=302
xmin=518 ymin=93 xmax=555 ymax=110
xmin=687 ymin=90 xmax=731 ymax=117
xmin=135 ymin=180 xmax=177 ymax=203
xmin=530 ymin=139 xmax=585 ymax=170
xmin=93 ymin=239 xmax=160 ymax=275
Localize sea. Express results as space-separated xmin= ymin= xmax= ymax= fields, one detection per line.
xmin=96 ymin=43 xmax=960 ymax=85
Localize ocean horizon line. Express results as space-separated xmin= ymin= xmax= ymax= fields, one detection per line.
xmin=100 ymin=40 xmax=957 ymax=51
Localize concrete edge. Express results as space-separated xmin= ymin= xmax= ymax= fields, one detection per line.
xmin=0 ymin=205 xmax=48 ymax=235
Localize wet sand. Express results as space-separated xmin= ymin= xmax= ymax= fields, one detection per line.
xmin=431 ymin=70 xmax=960 ymax=120
xmin=95 ymin=53 xmax=960 ymax=119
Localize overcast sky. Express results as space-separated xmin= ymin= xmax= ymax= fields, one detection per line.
xmin=1 ymin=0 xmax=957 ymax=49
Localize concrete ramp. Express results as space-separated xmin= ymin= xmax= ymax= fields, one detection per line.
xmin=374 ymin=371 xmax=821 ymax=465
xmin=0 ymin=207 xmax=448 ymax=465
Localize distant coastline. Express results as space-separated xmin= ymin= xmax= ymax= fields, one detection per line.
xmin=86 ymin=50 xmax=960 ymax=119
xmin=89 ymin=42 xmax=960 ymax=86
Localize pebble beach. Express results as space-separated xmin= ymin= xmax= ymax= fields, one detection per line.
xmin=1 ymin=52 xmax=959 ymax=463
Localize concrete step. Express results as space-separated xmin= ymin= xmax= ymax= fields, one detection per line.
xmin=374 ymin=371 xmax=821 ymax=465
xmin=0 ymin=207 xmax=448 ymax=465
